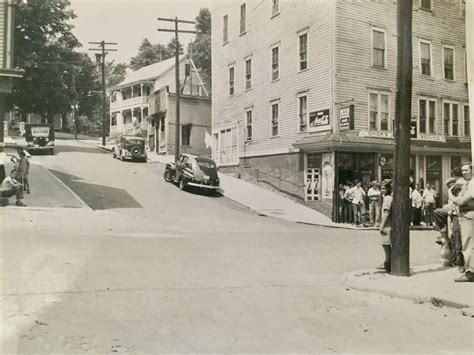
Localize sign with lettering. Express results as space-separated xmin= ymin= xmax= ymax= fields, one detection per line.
xmin=309 ymin=109 xmax=330 ymax=132
xmin=410 ymin=122 xmax=417 ymax=138
xmin=359 ymin=129 xmax=393 ymax=138
xmin=339 ymin=105 xmax=354 ymax=131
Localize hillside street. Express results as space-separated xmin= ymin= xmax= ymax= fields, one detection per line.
xmin=1 ymin=139 xmax=473 ymax=353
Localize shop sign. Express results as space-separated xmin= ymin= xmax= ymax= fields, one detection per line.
xmin=410 ymin=122 xmax=417 ymax=138
xmin=309 ymin=109 xmax=330 ymax=132
xmin=359 ymin=129 xmax=393 ymax=138
xmin=414 ymin=134 xmax=446 ymax=143
xmin=339 ymin=105 xmax=354 ymax=131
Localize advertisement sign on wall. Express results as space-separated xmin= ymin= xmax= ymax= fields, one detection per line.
xmin=339 ymin=105 xmax=354 ymax=131
xmin=309 ymin=109 xmax=330 ymax=132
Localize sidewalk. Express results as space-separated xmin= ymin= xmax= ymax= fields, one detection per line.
xmin=344 ymin=265 xmax=474 ymax=316
xmin=1 ymin=160 xmax=88 ymax=210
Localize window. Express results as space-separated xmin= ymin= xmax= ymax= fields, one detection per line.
xmin=465 ymin=49 xmax=468 ymax=83
xmin=419 ymin=98 xmax=437 ymax=134
xmin=271 ymin=101 xmax=279 ymax=136
xmin=444 ymin=102 xmax=459 ymax=136
xmin=443 ymin=46 xmax=455 ymax=80
xmin=464 ymin=105 xmax=470 ymax=136
xmin=420 ymin=41 xmax=432 ymax=76
xmin=372 ymin=29 xmax=386 ymax=68
xmin=299 ymin=32 xmax=308 ymax=71
xmin=272 ymin=0 xmax=279 ymax=16
xmin=111 ymin=113 xmax=117 ymax=126
xmin=181 ymin=125 xmax=191 ymax=146
xmin=228 ymin=66 xmax=234 ymax=95
xmin=245 ymin=109 xmax=253 ymax=141
xmin=298 ymin=94 xmax=308 ymax=132
xmin=223 ymin=15 xmax=228 ymax=43
xmin=369 ymin=91 xmax=390 ymax=131
xmin=245 ymin=58 xmax=252 ymax=90
xmin=240 ymin=3 xmax=246 ymax=34
xmin=217 ymin=127 xmax=238 ymax=165
xmin=420 ymin=0 xmax=432 ymax=10
xmin=271 ymin=46 xmax=279 ymax=81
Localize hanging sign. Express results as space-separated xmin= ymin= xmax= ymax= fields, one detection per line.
xmin=339 ymin=105 xmax=354 ymax=131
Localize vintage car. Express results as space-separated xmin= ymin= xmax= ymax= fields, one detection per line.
xmin=25 ymin=123 xmax=55 ymax=155
xmin=112 ymin=135 xmax=147 ymax=162
xmin=164 ymin=154 xmax=220 ymax=193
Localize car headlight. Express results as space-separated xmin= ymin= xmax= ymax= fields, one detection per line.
xmin=27 ymin=142 xmax=34 ymax=146
xmin=46 ymin=142 xmax=54 ymax=146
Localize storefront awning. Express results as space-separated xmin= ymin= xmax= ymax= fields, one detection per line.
xmin=293 ymin=133 xmax=395 ymax=153
xmin=293 ymin=133 xmax=471 ymax=154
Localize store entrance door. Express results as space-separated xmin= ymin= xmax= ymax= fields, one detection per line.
xmin=305 ymin=168 xmax=320 ymax=201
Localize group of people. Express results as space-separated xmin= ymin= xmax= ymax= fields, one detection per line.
xmin=0 ymin=150 xmax=30 ymax=207
xmin=338 ymin=179 xmax=442 ymax=228
xmin=378 ymin=163 xmax=474 ymax=283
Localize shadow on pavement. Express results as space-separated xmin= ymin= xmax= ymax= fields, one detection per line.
xmin=49 ymin=169 xmax=142 ymax=210
xmin=54 ymin=143 xmax=109 ymax=156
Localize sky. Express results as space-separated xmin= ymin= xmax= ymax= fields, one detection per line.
xmin=69 ymin=0 xmax=212 ymax=64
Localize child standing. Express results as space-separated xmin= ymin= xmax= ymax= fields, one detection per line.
xmin=17 ymin=150 xmax=30 ymax=193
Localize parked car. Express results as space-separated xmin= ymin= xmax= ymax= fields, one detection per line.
xmin=113 ymin=135 xmax=147 ymax=162
xmin=164 ymin=154 xmax=220 ymax=193
xmin=25 ymin=123 xmax=55 ymax=155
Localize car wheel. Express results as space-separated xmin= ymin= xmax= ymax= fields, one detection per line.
xmin=164 ymin=169 xmax=172 ymax=183
xmin=179 ymin=177 xmax=187 ymax=191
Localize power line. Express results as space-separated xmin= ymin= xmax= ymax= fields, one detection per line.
xmin=157 ymin=17 xmax=196 ymax=161
xmin=88 ymin=41 xmax=118 ymax=146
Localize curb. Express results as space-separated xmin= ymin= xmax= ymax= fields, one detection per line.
xmin=343 ymin=268 xmax=472 ymax=312
xmin=43 ymin=167 xmax=93 ymax=211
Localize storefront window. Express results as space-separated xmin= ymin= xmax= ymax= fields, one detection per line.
xmin=426 ymin=155 xmax=442 ymax=200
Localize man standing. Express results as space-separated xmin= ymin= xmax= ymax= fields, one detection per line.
xmin=453 ymin=163 xmax=474 ymax=282
xmin=0 ymin=169 xmax=27 ymax=206
xmin=351 ymin=180 xmax=366 ymax=227
xmin=423 ymin=183 xmax=437 ymax=226
xmin=411 ymin=184 xmax=423 ymax=226
xmin=367 ymin=180 xmax=381 ymax=227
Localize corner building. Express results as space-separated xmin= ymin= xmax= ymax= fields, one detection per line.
xmin=212 ymin=0 xmax=470 ymax=218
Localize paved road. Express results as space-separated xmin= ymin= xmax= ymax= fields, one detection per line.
xmin=2 ymin=140 xmax=472 ymax=354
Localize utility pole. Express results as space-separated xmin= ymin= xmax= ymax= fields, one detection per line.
xmin=157 ymin=17 xmax=196 ymax=162
xmin=392 ymin=0 xmax=413 ymax=276
xmin=72 ymin=73 xmax=77 ymax=140
xmin=88 ymin=41 xmax=118 ymax=146
xmin=466 ymin=0 xmax=474 ymax=155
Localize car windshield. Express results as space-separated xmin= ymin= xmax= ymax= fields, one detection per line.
xmin=31 ymin=127 xmax=50 ymax=137
xmin=125 ymin=139 xmax=144 ymax=145
xmin=196 ymin=158 xmax=216 ymax=169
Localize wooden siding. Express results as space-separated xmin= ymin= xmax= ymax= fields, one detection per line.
xmin=0 ymin=1 xmax=5 ymax=69
xmin=335 ymin=0 xmax=468 ymax=136
xmin=212 ymin=0 xmax=333 ymax=162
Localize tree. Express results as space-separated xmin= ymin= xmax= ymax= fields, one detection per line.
xmin=8 ymin=0 xmax=87 ymax=124
xmin=105 ymin=61 xmax=128 ymax=88
xmin=190 ymin=8 xmax=211 ymax=79
xmin=129 ymin=38 xmax=183 ymax=71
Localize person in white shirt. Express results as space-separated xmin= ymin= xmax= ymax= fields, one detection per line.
xmin=422 ymin=183 xmax=437 ymax=226
xmin=367 ymin=180 xmax=381 ymax=227
xmin=411 ymin=184 xmax=423 ymax=226
xmin=0 ymin=169 xmax=26 ymax=206
xmin=351 ymin=180 xmax=366 ymax=226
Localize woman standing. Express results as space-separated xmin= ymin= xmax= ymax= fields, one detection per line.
xmin=378 ymin=181 xmax=393 ymax=273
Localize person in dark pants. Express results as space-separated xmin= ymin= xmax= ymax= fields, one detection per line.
xmin=411 ymin=184 xmax=423 ymax=226
xmin=378 ymin=181 xmax=393 ymax=273
xmin=0 ymin=169 xmax=26 ymax=206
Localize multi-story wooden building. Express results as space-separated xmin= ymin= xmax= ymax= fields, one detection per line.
xmin=109 ymin=56 xmax=211 ymax=156
xmin=212 ymin=0 xmax=470 ymax=215
xmin=0 ymin=0 xmax=23 ymax=143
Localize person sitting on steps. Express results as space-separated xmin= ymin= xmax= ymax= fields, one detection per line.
xmin=0 ymin=169 xmax=27 ymax=207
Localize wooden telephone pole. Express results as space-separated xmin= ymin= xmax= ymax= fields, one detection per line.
xmin=392 ymin=0 xmax=413 ymax=276
xmin=157 ymin=17 xmax=196 ymax=162
xmin=88 ymin=41 xmax=118 ymax=147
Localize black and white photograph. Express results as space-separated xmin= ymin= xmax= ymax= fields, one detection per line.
xmin=1 ymin=0 xmax=473 ymax=353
